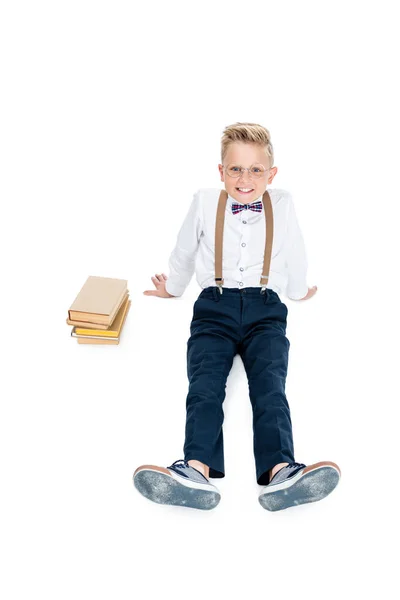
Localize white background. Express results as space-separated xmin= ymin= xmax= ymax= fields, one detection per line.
xmin=1 ymin=1 xmax=398 ymax=598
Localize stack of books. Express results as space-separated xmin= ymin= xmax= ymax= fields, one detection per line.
xmin=67 ymin=276 xmax=131 ymax=345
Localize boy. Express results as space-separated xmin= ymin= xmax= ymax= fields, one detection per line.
xmin=133 ymin=122 xmax=341 ymax=512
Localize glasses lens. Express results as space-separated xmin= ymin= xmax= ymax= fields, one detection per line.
xmin=226 ymin=164 xmax=242 ymax=177
xmin=250 ymin=164 xmax=267 ymax=178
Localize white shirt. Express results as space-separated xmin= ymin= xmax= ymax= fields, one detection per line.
xmin=165 ymin=187 xmax=309 ymax=300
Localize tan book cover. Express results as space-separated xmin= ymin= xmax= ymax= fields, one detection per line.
xmin=67 ymin=292 xmax=129 ymax=330
xmin=71 ymin=299 xmax=131 ymax=339
xmin=67 ymin=289 xmax=129 ymax=329
xmin=66 ymin=318 xmax=109 ymax=330
xmin=71 ymin=296 xmax=130 ymax=338
xmin=75 ymin=300 xmax=131 ymax=345
xmin=68 ymin=276 xmax=128 ymax=325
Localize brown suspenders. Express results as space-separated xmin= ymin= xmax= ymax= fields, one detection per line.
xmin=214 ymin=189 xmax=274 ymax=294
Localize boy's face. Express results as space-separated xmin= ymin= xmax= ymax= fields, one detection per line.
xmin=218 ymin=142 xmax=278 ymax=204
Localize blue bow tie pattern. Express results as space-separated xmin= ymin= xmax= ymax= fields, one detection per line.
xmin=231 ymin=200 xmax=263 ymax=215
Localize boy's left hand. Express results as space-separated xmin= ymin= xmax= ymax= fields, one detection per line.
xmin=294 ymin=285 xmax=318 ymax=301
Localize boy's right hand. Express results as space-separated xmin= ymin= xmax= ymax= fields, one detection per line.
xmin=143 ymin=273 xmax=175 ymax=298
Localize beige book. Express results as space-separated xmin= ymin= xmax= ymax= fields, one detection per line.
xmin=71 ymin=296 xmax=130 ymax=338
xmin=68 ymin=276 xmax=128 ymax=326
xmin=66 ymin=290 xmax=129 ymax=329
xmin=76 ymin=300 xmax=131 ymax=345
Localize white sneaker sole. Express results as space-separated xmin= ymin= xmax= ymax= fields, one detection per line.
xmin=133 ymin=464 xmax=221 ymax=510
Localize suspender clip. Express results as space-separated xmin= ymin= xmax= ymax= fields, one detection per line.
xmin=260 ymin=275 xmax=268 ymax=293
xmin=215 ymin=278 xmax=224 ymax=294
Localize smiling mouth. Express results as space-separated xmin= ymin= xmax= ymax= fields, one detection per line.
xmin=236 ymin=187 xmax=254 ymax=194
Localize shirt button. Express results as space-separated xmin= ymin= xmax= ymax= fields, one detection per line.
xmin=239 ymin=282 xmax=243 ymax=286
xmin=243 ymin=220 xmax=247 ymax=224
xmin=241 ymin=242 xmax=246 ymax=247
xmin=239 ymin=267 xmax=244 ymax=272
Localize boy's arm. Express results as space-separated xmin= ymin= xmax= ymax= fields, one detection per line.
xmin=284 ymin=192 xmax=309 ymax=300
xmin=165 ymin=190 xmax=203 ymax=297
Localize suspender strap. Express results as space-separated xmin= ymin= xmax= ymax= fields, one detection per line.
xmin=214 ymin=190 xmax=228 ymax=293
xmin=260 ymin=189 xmax=274 ymax=291
xmin=214 ymin=189 xmax=273 ymax=294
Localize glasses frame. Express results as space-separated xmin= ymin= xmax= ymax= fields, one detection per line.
xmin=223 ymin=163 xmax=271 ymax=179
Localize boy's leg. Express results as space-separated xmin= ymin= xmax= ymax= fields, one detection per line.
xmin=184 ymin=289 xmax=239 ymax=480
xmin=239 ymin=290 xmax=295 ymax=486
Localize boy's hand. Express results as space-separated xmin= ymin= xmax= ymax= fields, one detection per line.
xmin=143 ymin=273 xmax=175 ymax=298
xmin=294 ymin=285 xmax=318 ymax=301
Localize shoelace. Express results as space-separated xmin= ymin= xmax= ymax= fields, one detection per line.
xmin=168 ymin=459 xmax=209 ymax=481
xmin=287 ymin=461 xmax=306 ymax=470
xmin=170 ymin=459 xmax=189 ymax=468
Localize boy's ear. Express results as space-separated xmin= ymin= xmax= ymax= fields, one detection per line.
xmin=268 ymin=166 xmax=278 ymax=183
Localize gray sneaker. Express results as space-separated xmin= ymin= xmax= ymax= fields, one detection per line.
xmin=133 ymin=459 xmax=221 ymax=510
xmin=258 ymin=460 xmax=341 ymax=511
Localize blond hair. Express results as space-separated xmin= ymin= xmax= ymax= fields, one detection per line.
xmin=221 ymin=122 xmax=274 ymax=167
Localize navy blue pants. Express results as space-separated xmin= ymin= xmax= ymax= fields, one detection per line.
xmin=183 ymin=286 xmax=296 ymax=485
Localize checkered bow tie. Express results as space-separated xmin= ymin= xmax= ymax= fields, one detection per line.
xmin=231 ymin=200 xmax=263 ymax=215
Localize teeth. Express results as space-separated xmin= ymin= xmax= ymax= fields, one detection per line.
xmin=238 ymin=188 xmax=253 ymax=192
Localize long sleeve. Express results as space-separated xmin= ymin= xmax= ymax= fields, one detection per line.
xmin=165 ymin=190 xmax=203 ymax=297
xmin=284 ymin=192 xmax=309 ymax=300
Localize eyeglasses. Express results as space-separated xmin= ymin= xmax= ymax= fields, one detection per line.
xmin=223 ymin=163 xmax=270 ymax=179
